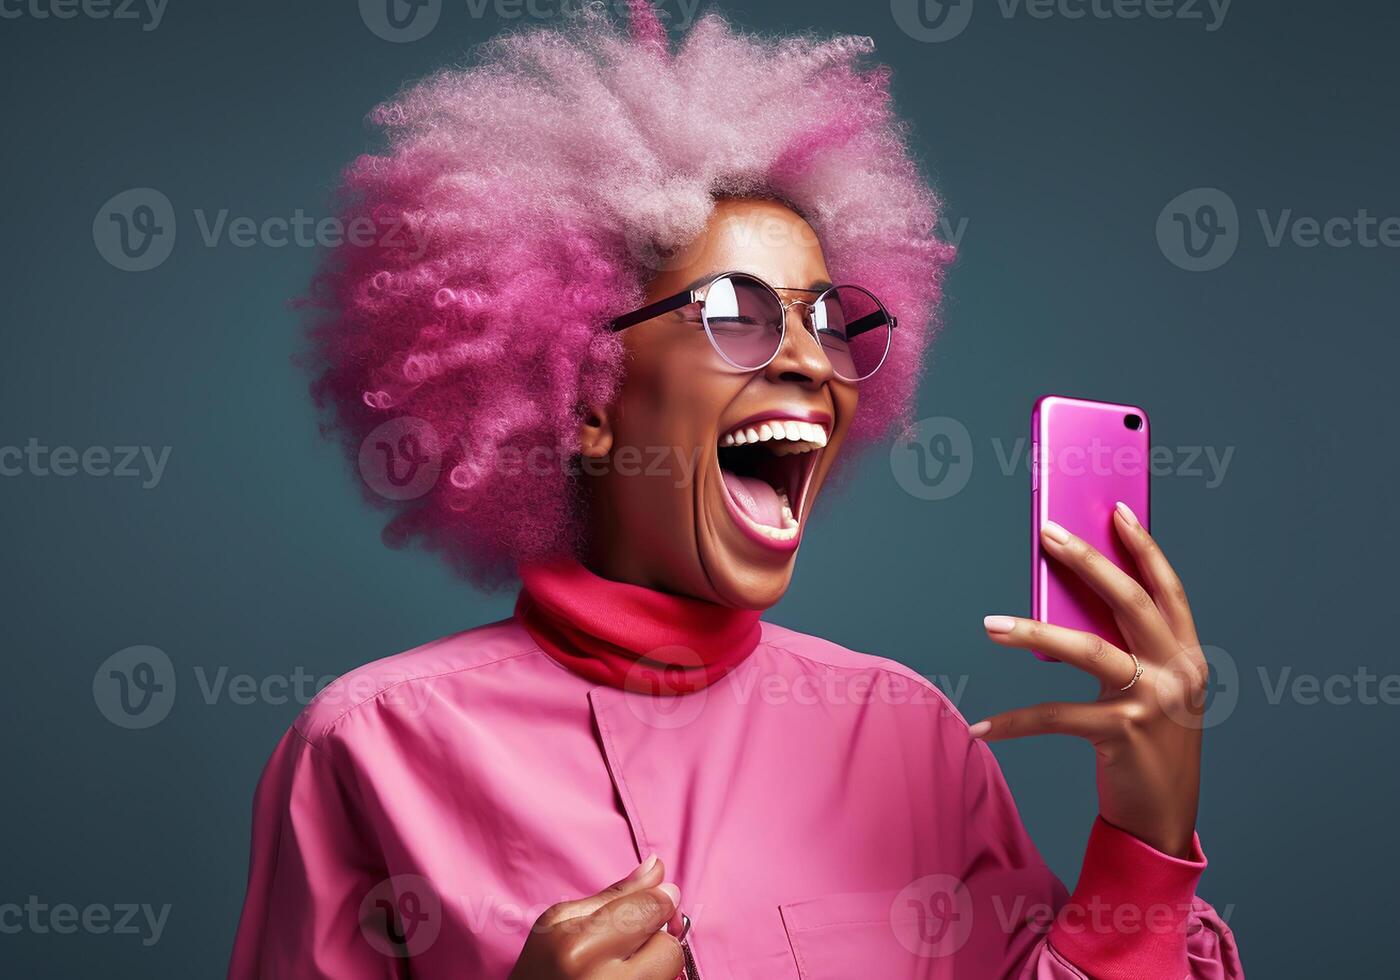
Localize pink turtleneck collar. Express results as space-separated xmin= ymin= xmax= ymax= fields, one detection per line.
xmin=514 ymin=559 xmax=764 ymax=694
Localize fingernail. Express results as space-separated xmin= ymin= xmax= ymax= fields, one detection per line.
xmin=983 ymin=615 xmax=1017 ymax=634
xmin=1042 ymin=521 xmax=1071 ymax=544
xmin=625 ymin=854 xmax=658 ymax=883
xmin=1115 ymin=501 xmax=1139 ymax=527
xmin=658 ymin=882 xmax=681 ymax=909
xmin=968 ymin=720 xmax=992 ymax=738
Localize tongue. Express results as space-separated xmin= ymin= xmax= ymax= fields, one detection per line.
xmin=721 ymin=469 xmax=784 ymax=527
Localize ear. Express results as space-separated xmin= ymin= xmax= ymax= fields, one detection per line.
xmin=578 ymin=402 xmax=613 ymax=459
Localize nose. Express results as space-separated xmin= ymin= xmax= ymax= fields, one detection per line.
xmin=763 ymin=299 xmax=834 ymax=389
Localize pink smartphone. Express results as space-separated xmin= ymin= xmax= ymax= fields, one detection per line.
xmin=1032 ymin=395 xmax=1150 ymax=661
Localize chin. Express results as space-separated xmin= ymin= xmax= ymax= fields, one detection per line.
xmin=705 ymin=561 xmax=796 ymax=610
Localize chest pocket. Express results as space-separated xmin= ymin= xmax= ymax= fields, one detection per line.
xmin=779 ymin=883 xmax=975 ymax=980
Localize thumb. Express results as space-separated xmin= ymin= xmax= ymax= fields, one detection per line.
xmin=547 ymin=855 xmax=665 ymax=924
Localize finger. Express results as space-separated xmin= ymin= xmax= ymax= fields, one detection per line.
xmin=983 ymin=616 xmax=1138 ymax=689
xmin=1111 ymin=502 xmax=1199 ymax=645
xmin=616 ymin=930 xmax=685 ymax=980
xmin=576 ymin=883 xmax=681 ymax=963
xmin=1040 ymin=520 xmax=1176 ymax=657
xmin=541 ymin=855 xmax=665 ymax=926
xmin=968 ymin=700 xmax=1122 ymax=742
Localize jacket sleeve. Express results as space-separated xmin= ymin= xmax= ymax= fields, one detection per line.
xmin=958 ymin=737 xmax=1244 ymax=980
xmin=226 ymin=725 xmax=403 ymax=980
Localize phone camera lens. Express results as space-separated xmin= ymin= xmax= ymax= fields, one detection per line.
xmin=1124 ymin=414 xmax=1142 ymax=430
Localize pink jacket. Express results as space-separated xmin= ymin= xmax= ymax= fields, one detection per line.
xmin=227 ymin=618 xmax=1243 ymax=979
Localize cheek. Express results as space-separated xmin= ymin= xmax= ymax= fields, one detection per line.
xmin=829 ymin=384 xmax=860 ymax=450
xmin=838 ymin=382 xmax=859 ymax=417
xmin=618 ymin=342 xmax=741 ymax=446
xmin=615 ymin=366 xmax=690 ymax=453
xmin=619 ymin=334 xmax=692 ymax=415
xmin=607 ymin=353 xmax=714 ymax=508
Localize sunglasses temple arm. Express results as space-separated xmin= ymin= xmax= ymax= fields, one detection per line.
xmin=609 ymin=289 xmax=698 ymax=332
xmin=845 ymin=311 xmax=895 ymax=339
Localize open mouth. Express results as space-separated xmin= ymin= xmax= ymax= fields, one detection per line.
xmin=716 ymin=416 xmax=828 ymax=549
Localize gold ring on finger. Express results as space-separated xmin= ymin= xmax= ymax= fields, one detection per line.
xmin=1119 ymin=653 xmax=1144 ymax=692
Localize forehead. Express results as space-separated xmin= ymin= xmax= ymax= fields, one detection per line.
xmin=646 ymin=198 xmax=832 ymax=299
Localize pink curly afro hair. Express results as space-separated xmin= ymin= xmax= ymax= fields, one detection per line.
xmin=302 ymin=0 xmax=956 ymax=586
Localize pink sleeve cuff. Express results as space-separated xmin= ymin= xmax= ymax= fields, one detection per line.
xmin=1048 ymin=817 xmax=1208 ymax=980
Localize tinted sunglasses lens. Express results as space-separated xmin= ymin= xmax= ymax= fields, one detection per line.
xmin=812 ymin=286 xmax=892 ymax=381
xmin=702 ymin=275 xmax=784 ymax=369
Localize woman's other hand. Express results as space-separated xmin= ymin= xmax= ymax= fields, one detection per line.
xmin=508 ymin=855 xmax=685 ymax=979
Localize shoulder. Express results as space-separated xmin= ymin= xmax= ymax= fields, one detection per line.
xmin=291 ymin=617 xmax=546 ymax=749
xmin=755 ymin=620 xmax=971 ymax=727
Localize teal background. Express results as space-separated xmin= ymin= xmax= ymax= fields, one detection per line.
xmin=2 ymin=1 xmax=1396 ymax=975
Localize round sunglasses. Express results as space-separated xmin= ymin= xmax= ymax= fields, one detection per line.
xmin=609 ymin=271 xmax=896 ymax=382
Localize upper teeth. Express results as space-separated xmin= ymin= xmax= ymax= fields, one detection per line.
xmin=720 ymin=420 xmax=829 ymax=450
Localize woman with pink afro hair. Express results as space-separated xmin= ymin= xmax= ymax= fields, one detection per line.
xmin=229 ymin=4 xmax=1244 ymax=979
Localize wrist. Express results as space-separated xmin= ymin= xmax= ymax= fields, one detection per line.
xmin=1123 ymin=818 xmax=1197 ymax=859
xmin=1101 ymin=795 xmax=1199 ymax=859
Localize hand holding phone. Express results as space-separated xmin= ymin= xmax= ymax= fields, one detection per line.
xmin=970 ymin=394 xmax=1207 ymax=859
